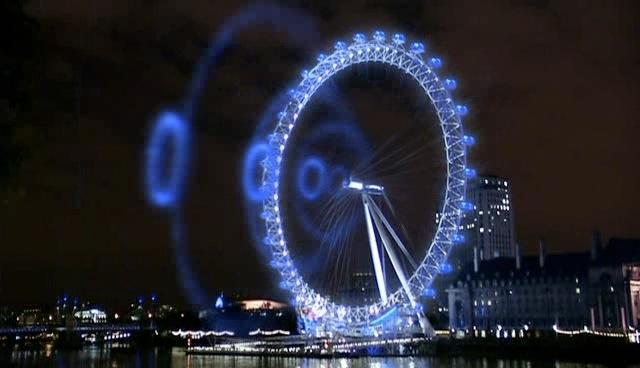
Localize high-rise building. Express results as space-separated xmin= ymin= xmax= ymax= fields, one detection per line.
xmin=438 ymin=175 xmax=516 ymax=270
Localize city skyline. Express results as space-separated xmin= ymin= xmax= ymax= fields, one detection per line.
xmin=1 ymin=1 xmax=639 ymax=308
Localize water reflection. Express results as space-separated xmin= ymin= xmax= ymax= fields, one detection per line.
xmin=1 ymin=347 xmax=613 ymax=368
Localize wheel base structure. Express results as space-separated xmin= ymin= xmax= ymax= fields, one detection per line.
xmin=299 ymin=304 xmax=435 ymax=338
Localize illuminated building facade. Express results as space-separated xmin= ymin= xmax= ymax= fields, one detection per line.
xmin=447 ymin=237 xmax=640 ymax=333
xmin=198 ymin=298 xmax=297 ymax=337
xmin=17 ymin=308 xmax=46 ymax=326
xmin=74 ymin=308 xmax=107 ymax=324
xmin=439 ymin=175 xmax=516 ymax=271
xmin=240 ymin=299 xmax=287 ymax=311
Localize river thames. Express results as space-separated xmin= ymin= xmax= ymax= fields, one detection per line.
xmin=0 ymin=347 xmax=633 ymax=368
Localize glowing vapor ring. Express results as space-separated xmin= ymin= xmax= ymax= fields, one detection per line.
xmin=288 ymin=120 xmax=372 ymax=242
xmin=296 ymin=157 xmax=328 ymax=201
xmin=145 ymin=110 xmax=190 ymax=209
xmin=145 ymin=3 xmax=328 ymax=313
xmin=243 ymin=142 xmax=273 ymax=202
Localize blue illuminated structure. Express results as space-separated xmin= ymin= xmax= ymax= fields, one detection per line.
xmin=460 ymin=201 xmax=474 ymax=211
xmin=440 ymin=263 xmax=454 ymax=274
xmin=422 ymin=288 xmax=437 ymax=299
xmin=259 ymin=30 xmax=475 ymax=336
xmin=215 ymin=294 xmax=225 ymax=309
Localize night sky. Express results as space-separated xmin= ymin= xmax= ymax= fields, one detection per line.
xmin=1 ymin=0 xmax=639 ymax=308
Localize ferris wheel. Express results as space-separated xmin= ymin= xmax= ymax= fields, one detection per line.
xmin=258 ymin=30 xmax=476 ymax=336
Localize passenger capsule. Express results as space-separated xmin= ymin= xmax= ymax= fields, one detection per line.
xmin=453 ymin=233 xmax=465 ymax=243
xmin=463 ymin=135 xmax=476 ymax=146
xmin=334 ymin=41 xmax=347 ymax=50
xmin=444 ymin=78 xmax=457 ymax=90
xmin=464 ymin=167 xmax=477 ymax=178
xmin=353 ymin=33 xmax=366 ymax=43
xmin=428 ymin=57 xmax=442 ymax=68
xmin=410 ymin=42 xmax=425 ymax=54
xmin=460 ymin=201 xmax=474 ymax=211
xmin=456 ymin=104 xmax=469 ymax=116
xmin=392 ymin=33 xmax=406 ymax=45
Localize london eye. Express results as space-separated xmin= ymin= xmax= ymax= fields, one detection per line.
xmin=258 ymin=30 xmax=476 ymax=336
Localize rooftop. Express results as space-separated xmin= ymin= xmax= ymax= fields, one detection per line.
xmin=455 ymin=237 xmax=640 ymax=282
